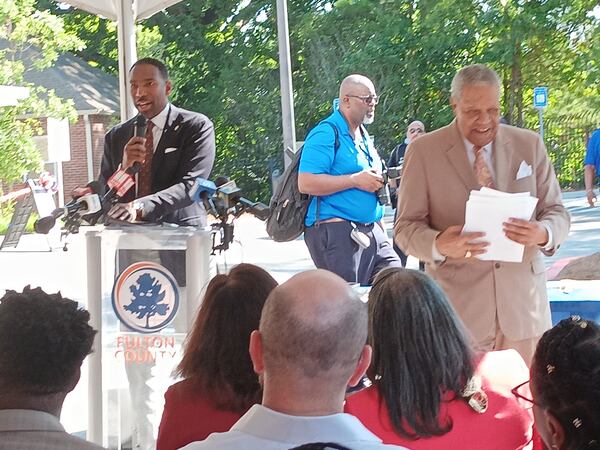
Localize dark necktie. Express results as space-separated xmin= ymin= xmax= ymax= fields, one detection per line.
xmin=473 ymin=146 xmax=495 ymax=189
xmin=137 ymin=121 xmax=155 ymax=198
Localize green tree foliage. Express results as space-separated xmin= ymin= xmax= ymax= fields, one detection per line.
xmin=38 ymin=0 xmax=600 ymax=198
xmin=0 ymin=0 xmax=80 ymax=186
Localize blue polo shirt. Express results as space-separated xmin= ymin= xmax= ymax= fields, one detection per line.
xmin=299 ymin=110 xmax=384 ymax=226
xmin=584 ymin=129 xmax=600 ymax=173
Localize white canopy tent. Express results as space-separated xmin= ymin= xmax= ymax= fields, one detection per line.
xmin=64 ymin=0 xmax=296 ymax=151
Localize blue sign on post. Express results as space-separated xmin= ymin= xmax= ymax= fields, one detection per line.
xmin=533 ymin=86 xmax=548 ymax=109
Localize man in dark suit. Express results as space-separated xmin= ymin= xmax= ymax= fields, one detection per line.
xmin=95 ymin=58 xmax=215 ymax=449
xmin=99 ymin=57 xmax=215 ymax=226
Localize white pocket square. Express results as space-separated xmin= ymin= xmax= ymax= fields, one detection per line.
xmin=516 ymin=161 xmax=532 ymax=180
xmin=164 ymin=147 xmax=178 ymax=154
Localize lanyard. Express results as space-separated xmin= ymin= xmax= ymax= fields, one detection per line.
xmin=356 ymin=127 xmax=374 ymax=167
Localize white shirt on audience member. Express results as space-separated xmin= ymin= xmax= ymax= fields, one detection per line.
xmin=180 ymin=404 xmax=408 ymax=450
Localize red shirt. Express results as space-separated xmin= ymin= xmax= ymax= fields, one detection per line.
xmin=345 ymin=350 xmax=534 ymax=450
xmin=157 ymin=379 xmax=249 ymax=450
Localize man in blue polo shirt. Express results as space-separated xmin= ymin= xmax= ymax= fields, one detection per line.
xmin=298 ymin=74 xmax=401 ymax=285
xmin=584 ymin=129 xmax=600 ymax=207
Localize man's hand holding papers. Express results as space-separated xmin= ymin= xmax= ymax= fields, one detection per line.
xmin=502 ymin=217 xmax=549 ymax=247
xmin=435 ymin=225 xmax=489 ymax=260
xmin=463 ymin=188 xmax=539 ymax=262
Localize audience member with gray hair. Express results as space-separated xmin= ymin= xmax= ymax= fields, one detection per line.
xmin=395 ymin=63 xmax=570 ymax=364
xmin=181 ymin=269 xmax=407 ymax=450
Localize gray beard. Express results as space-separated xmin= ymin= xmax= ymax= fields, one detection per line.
xmin=362 ymin=115 xmax=374 ymax=125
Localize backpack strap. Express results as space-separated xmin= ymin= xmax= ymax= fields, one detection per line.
xmin=315 ymin=121 xmax=340 ymax=225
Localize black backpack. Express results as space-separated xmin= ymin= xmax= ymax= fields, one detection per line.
xmin=266 ymin=121 xmax=339 ymax=242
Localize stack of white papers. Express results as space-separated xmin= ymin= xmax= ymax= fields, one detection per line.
xmin=463 ymin=188 xmax=538 ymax=262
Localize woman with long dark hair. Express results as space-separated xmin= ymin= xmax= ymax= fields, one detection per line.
xmin=157 ymin=264 xmax=278 ymax=450
xmin=345 ymin=268 xmax=533 ymax=449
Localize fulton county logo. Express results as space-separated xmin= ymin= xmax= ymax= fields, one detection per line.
xmin=112 ymin=262 xmax=179 ymax=333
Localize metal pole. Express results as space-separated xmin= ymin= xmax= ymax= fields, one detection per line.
xmin=117 ymin=0 xmax=138 ymax=122
xmin=86 ymin=232 xmax=103 ymax=445
xmin=275 ymin=0 xmax=297 ymax=166
xmin=538 ymin=108 xmax=544 ymax=141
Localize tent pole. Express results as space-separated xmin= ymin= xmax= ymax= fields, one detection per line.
xmin=276 ymin=0 xmax=296 ymax=166
xmin=117 ymin=0 xmax=138 ymax=121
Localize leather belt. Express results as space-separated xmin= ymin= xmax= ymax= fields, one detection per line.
xmin=318 ymin=217 xmax=346 ymax=224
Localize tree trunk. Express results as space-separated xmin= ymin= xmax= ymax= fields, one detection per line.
xmin=510 ymin=39 xmax=523 ymax=127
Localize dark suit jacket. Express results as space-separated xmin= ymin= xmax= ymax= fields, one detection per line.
xmin=99 ymin=105 xmax=215 ymax=226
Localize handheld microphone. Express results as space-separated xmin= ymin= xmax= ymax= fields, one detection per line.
xmin=134 ymin=114 xmax=147 ymax=137
xmin=129 ymin=115 xmax=148 ymax=175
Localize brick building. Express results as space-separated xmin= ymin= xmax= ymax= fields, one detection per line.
xmin=24 ymin=51 xmax=119 ymax=204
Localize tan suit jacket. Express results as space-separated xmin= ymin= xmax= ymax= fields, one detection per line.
xmin=395 ymin=121 xmax=570 ymax=342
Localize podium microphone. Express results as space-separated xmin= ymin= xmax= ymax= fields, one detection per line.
xmin=103 ymin=163 xmax=141 ymax=205
xmin=238 ymin=197 xmax=270 ymax=221
xmin=33 ymin=188 xmax=102 ymax=234
xmin=190 ymin=177 xmax=219 ymax=217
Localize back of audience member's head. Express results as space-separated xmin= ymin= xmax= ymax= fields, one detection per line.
xmin=531 ymin=317 xmax=600 ymax=450
xmin=367 ymin=268 xmax=475 ymax=439
xmin=177 ymin=263 xmax=277 ymax=412
xmin=258 ymin=269 xmax=368 ymax=388
xmin=289 ymin=443 xmax=353 ymax=450
xmin=0 ymin=286 xmax=96 ymax=397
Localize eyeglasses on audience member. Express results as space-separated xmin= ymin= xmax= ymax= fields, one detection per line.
xmin=346 ymin=94 xmax=379 ymax=105
xmin=511 ymin=380 xmax=538 ymax=410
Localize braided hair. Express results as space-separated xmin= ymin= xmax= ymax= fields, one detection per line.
xmin=532 ymin=317 xmax=600 ymax=450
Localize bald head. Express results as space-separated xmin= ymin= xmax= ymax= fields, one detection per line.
xmin=338 ymin=74 xmax=377 ymax=127
xmin=406 ymin=120 xmax=425 ymax=142
xmin=339 ymin=74 xmax=374 ymax=99
xmin=259 ymin=270 xmax=367 ymax=381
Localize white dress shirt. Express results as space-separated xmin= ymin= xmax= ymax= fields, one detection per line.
xmin=180 ymin=404 xmax=408 ymax=450
xmin=147 ymin=103 xmax=170 ymax=153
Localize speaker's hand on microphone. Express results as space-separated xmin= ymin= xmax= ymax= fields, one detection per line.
xmin=108 ymin=202 xmax=137 ymax=222
xmin=122 ymin=136 xmax=146 ymax=170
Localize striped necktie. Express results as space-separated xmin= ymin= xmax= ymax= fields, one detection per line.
xmin=473 ymin=146 xmax=495 ymax=189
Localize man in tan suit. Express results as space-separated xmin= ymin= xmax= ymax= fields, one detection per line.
xmin=395 ymin=64 xmax=570 ymax=364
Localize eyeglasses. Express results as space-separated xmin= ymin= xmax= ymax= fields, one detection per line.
xmin=511 ymin=380 xmax=538 ymax=409
xmin=346 ymin=94 xmax=379 ymax=105
xmin=409 ymin=128 xmax=424 ymax=134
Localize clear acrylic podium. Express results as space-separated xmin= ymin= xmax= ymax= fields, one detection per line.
xmin=85 ymin=225 xmax=213 ymax=449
